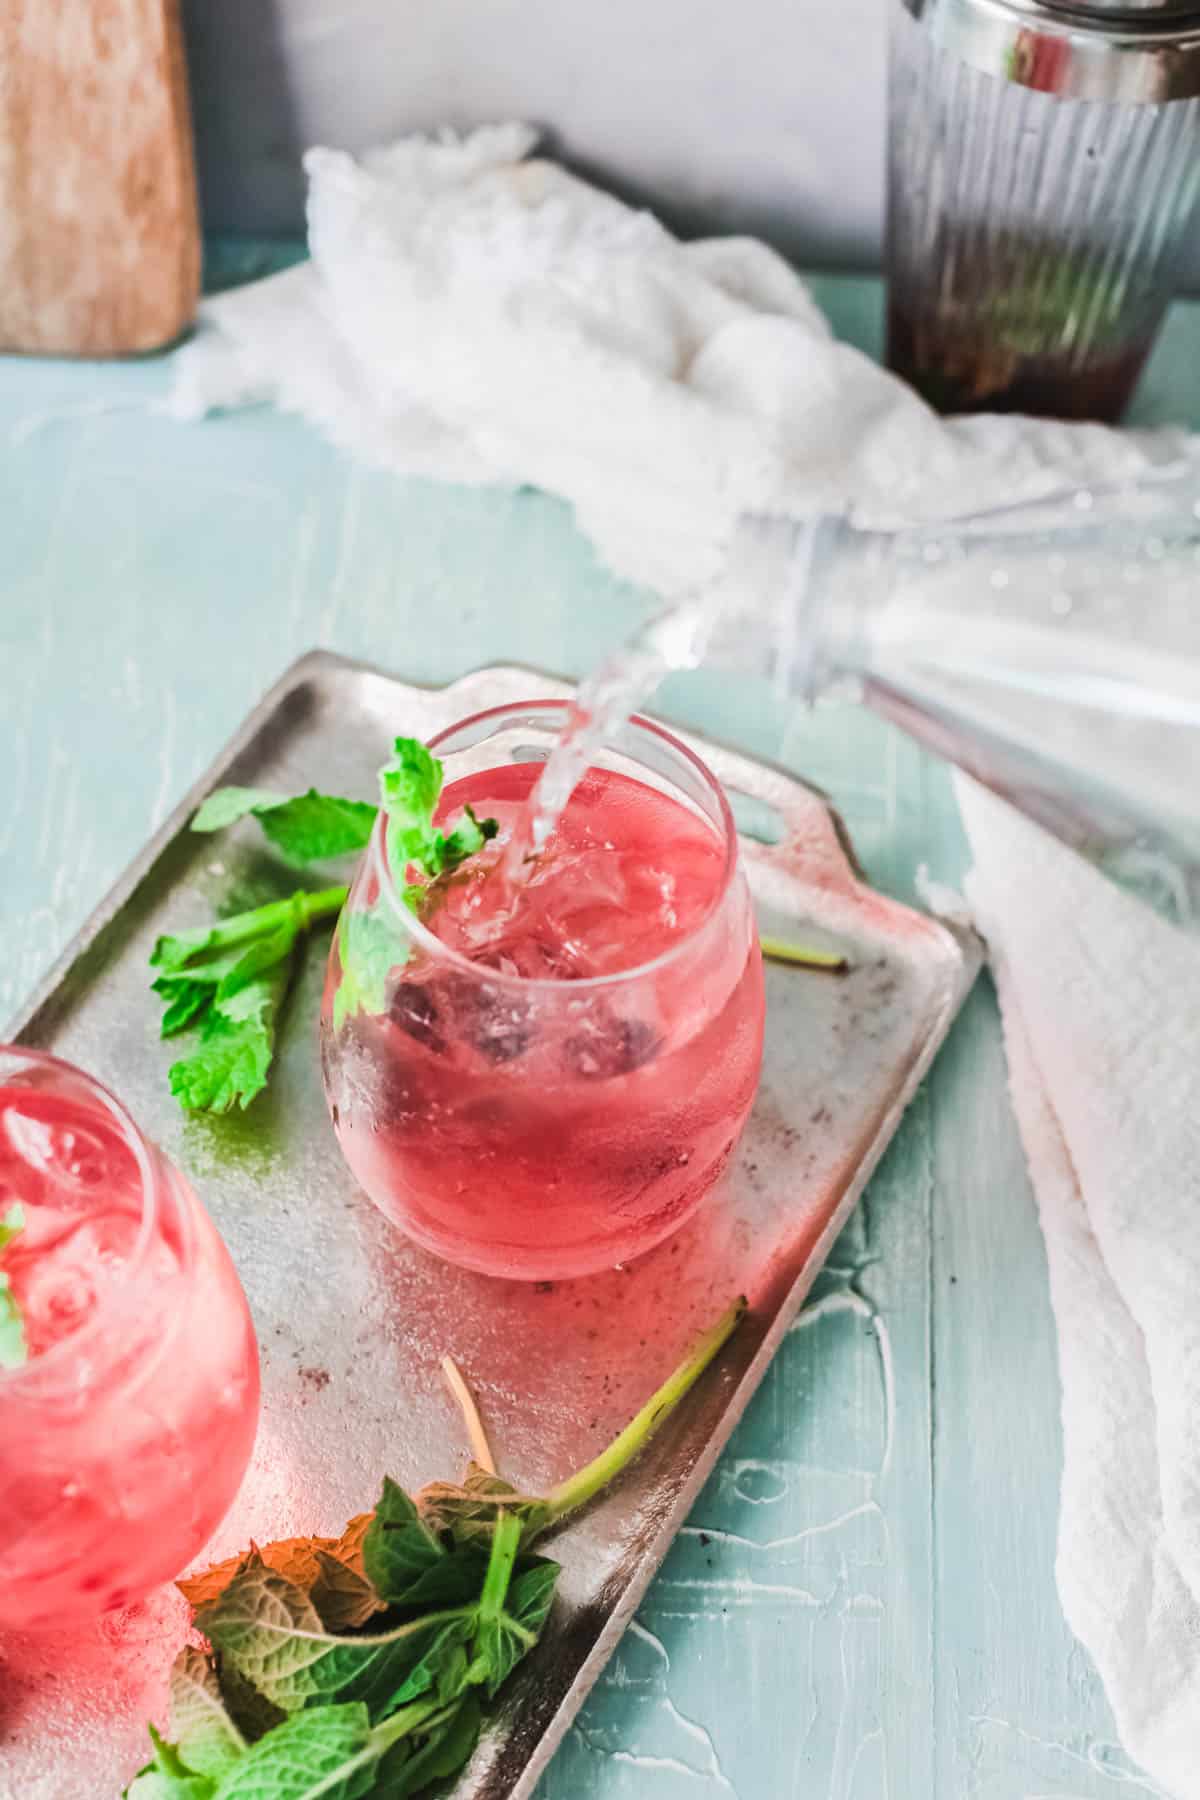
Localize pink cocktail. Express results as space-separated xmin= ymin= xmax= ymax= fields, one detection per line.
xmin=0 ymin=1049 xmax=259 ymax=1632
xmin=321 ymin=703 xmax=765 ymax=1279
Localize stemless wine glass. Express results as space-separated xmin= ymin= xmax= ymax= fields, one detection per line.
xmin=0 ymin=1048 xmax=260 ymax=1632
xmin=320 ymin=702 xmax=765 ymax=1280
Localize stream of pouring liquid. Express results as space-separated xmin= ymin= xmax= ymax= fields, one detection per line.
xmin=495 ymin=595 xmax=723 ymax=898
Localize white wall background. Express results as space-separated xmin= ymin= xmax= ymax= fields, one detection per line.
xmin=182 ymin=0 xmax=890 ymax=268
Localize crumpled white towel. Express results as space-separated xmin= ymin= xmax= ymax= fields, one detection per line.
xmin=168 ymin=122 xmax=1188 ymax=594
xmin=169 ymin=123 xmax=1200 ymax=1791
xmin=960 ymin=780 xmax=1200 ymax=1800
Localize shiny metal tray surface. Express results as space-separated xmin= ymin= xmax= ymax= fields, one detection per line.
xmin=1 ymin=656 xmax=981 ymax=1800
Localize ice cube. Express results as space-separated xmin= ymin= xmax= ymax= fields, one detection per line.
xmin=12 ymin=1211 xmax=141 ymax=1357
xmin=3 ymin=1108 xmax=129 ymax=1200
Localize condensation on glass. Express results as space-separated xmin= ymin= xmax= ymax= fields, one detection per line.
xmin=887 ymin=0 xmax=1200 ymax=420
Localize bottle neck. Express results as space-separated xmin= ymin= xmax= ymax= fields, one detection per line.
xmin=714 ymin=513 xmax=868 ymax=706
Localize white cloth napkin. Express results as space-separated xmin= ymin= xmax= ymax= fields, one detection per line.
xmin=959 ymin=783 xmax=1200 ymax=1799
xmin=168 ymin=123 xmax=1187 ymax=595
xmin=170 ymin=124 xmax=1200 ymax=1792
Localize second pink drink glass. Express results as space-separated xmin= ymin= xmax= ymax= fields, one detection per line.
xmin=0 ymin=1049 xmax=260 ymax=1632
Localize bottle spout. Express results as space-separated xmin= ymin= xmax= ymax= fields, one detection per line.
xmin=709 ymin=511 xmax=863 ymax=704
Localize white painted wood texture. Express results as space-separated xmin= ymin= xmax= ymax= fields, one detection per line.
xmin=3 ymin=263 xmax=1198 ymax=1798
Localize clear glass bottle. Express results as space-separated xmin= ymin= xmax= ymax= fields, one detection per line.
xmin=716 ymin=469 xmax=1200 ymax=914
xmin=887 ymin=0 xmax=1200 ymax=420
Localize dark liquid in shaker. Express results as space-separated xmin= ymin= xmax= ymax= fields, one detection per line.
xmin=884 ymin=222 xmax=1166 ymax=424
xmin=887 ymin=296 xmax=1153 ymax=424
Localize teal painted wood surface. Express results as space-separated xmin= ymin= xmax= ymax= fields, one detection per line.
xmin=4 ymin=259 xmax=1195 ymax=1799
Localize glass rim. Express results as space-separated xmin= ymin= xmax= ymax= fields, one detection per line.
xmin=371 ymin=699 xmax=742 ymax=994
xmin=0 ymin=1046 xmax=166 ymax=1391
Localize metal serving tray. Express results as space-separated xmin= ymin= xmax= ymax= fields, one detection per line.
xmin=1 ymin=655 xmax=981 ymax=1800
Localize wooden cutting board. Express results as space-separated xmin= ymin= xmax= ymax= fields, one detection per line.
xmin=0 ymin=0 xmax=200 ymax=355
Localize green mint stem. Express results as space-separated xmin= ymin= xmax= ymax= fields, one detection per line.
xmin=370 ymin=1697 xmax=452 ymax=1755
xmin=543 ymin=1296 xmax=747 ymax=1525
xmin=154 ymin=885 xmax=349 ymax=974
xmin=296 ymin=885 xmax=349 ymax=928
xmin=759 ymin=935 xmax=848 ymax=972
xmin=478 ymin=1511 xmax=523 ymax=1619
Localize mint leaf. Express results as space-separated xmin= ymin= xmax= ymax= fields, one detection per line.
xmin=363 ymin=1476 xmax=447 ymax=1605
xmin=153 ymin=977 xmax=216 ymax=1038
xmin=378 ymin=739 xmax=498 ymax=885
xmin=442 ymin=805 xmax=496 ymax=867
xmin=152 ymin=907 xmax=293 ymax=979
xmin=379 ymin=1550 xmax=489 ymax=1616
xmin=380 ymin=1618 xmax=473 ymax=1714
xmin=331 ymin=908 xmax=401 ymax=1034
xmin=153 ymin=913 xmax=301 ymax=1043
xmin=378 ymin=741 xmax=443 ymax=873
xmin=361 ymin=1480 xmax=446 ymax=1607
xmin=152 ymin=935 xmax=286 ymax=1040
xmin=507 ymin=1558 xmax=559 ymax=1641
xmin=207 ymin=1699 xmax=457 ymax=1800
xmin=472 ymin=1610 xmax=536 ymax=1701
xmin=191 ymin=789 xmax=285 ymax=834
xmin=207 ymin=1703 xmax=377 ymax=1799
xmin=376 ymin=1693 xmax=481 ymax=1797
xmin=256 ymin=794 xmax=379 ymax=866
xmin=309 ymin=1552 xmax=384 ymax=1632
xmin=125 ymin=1774 xmax=212 ymax=1800
xmin=193 ymin=788 xmax=378 ymax=867
xmin=124 ymin=1726 xmax=215 ymax=1798
xmin=170 ymin=1648 xmax=246 ymax=1780
xmin=214 ymin=916 xmax=305 ymax=1004
xmin=169 ymin=958 xmax=291 ymax=1113
xmin=417 ymin=1465 xmax=546 ymax=1551
xmin=216 ymin=1662 xmax=287 ymax=1744
xmin=155 ymin=888 xmax=347 ymax=1112
xmin=0 ymin=1204 xmax=27 ymax=1372
xmin=196 ymin=1560 xmax=471 ymax=1719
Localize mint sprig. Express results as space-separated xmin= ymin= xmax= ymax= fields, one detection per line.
xmin=332 ymin=739 xmax=497 ymax=1032
xmin=126 ymin=1296 xmax=746 ymax=1799
xmin=149 ymin=740 xmax=496 ymax=1112
xmin=152 ymin=888 xmax=347 ymax=1113
xmin=0 ymin=1203 xmax=27 ymax=1371
xmin=378 ymin=740 xmax=496 ymax=883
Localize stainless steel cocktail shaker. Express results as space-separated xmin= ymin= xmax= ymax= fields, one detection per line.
xmin=887 ymin=0 xmax=1200 ymax=420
